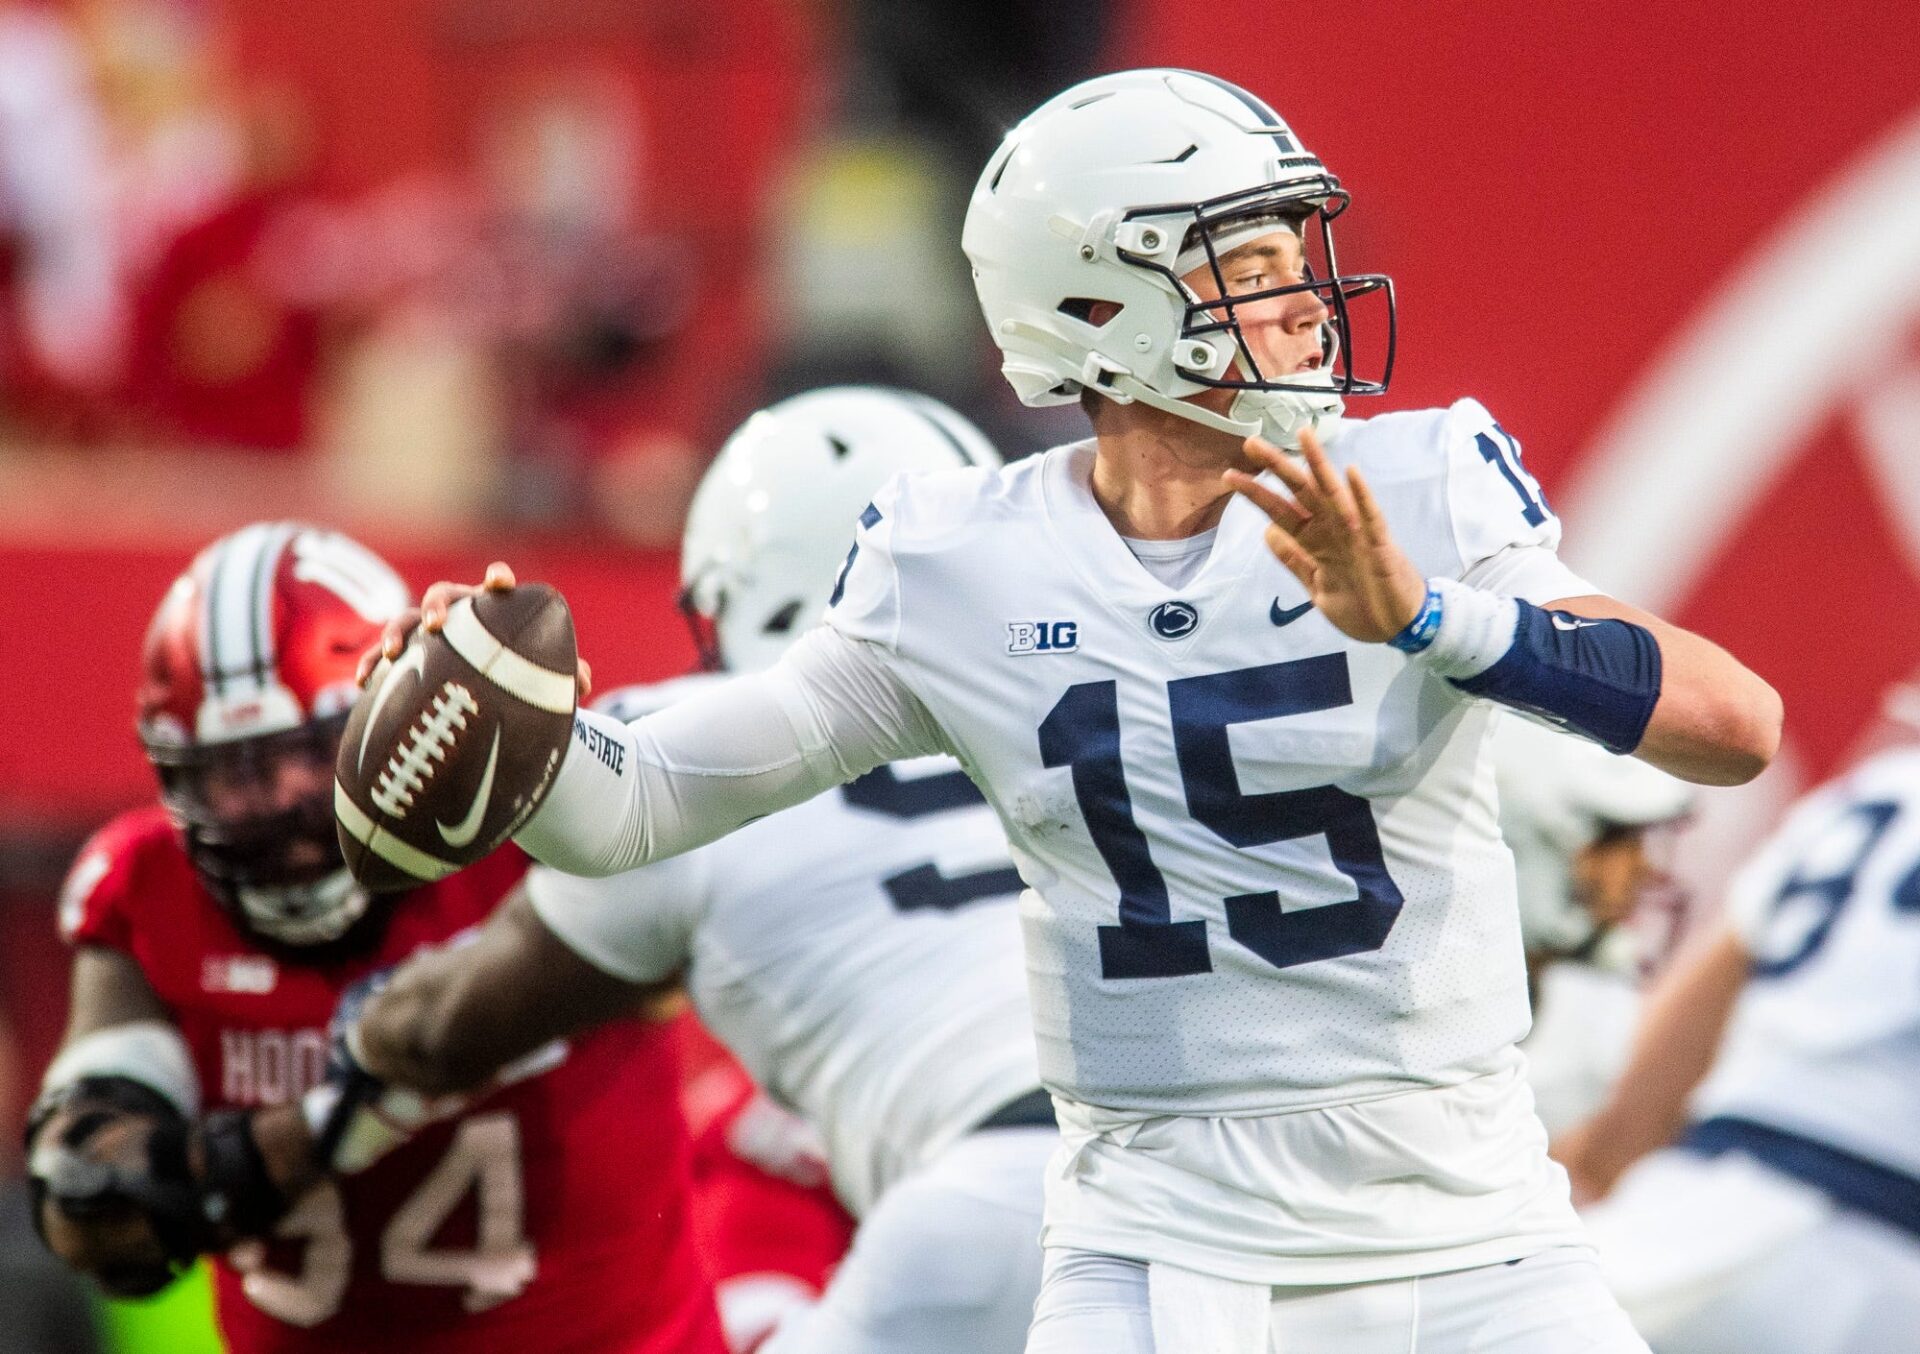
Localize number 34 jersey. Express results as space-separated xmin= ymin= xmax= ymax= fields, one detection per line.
xmin=1692 ymin=744 xmax=1920 ymax=1177
xmin=828 ymin=398 xmax=1593 ymax=1117
xmin=58 ymin=808 xmax=722 ymax=1354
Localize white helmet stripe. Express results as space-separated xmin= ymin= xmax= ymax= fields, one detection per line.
xmin=202 ymin=521 xmax=294 ymax=700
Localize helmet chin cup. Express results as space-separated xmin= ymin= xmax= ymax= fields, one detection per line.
xmin=234 ymin=870 xmax=372 ymax=947
xmin=1232 ymin=385 xmax=1344 ymax=451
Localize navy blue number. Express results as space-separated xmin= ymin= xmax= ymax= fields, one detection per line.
xmin=827 ymin=503 xmax=882 ymax=609
xmin=1169 ymin=657 xmax=1404 ymax=968
xmin=1476 ymin=428 xmax=1548 ymax=527
xmin=1039 ymin=655 xmax=1403 ymax=980
xmin=1039 ymin=681 xmax=1211 ymax=978
xmin=839 ymin=764 xmax=1023 ymax=915
xmin=1753 ymin=799 xmax=1900 ymax=977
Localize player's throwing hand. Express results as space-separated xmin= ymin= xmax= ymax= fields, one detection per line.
xmin=1224 ymin=426 xmax=1429 ymax=645
xmin=353 ymin=561 xmax=592 ymax=697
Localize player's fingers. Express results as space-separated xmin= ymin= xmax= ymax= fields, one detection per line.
xmin=483 ymin=561 xmax=517 ymax=592
xmin=1263 ymin=522 xmax=1319 ymax=590
xmin=364 ymin=608 xmax=425 ymax=682
xmin=1344 ymin=466 xmax=1390 ymax=541
xmin=419 ymin=580 xmax=480 ymax=632
xmin=577 ymin=657 xmax=593 ymax=702
xmin=1348 ymin=466 xmax=1392 ymax=549
xmin=1244 ymin=436 xmax=1319 ymax=503
xmin=1222 ymin=469 xmax=1308 ymax=528
xmin=1300 ymin=428 xmax=1356 ymax=517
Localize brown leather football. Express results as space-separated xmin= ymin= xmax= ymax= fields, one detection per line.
xmin=334 ymin=584 xmax=577 ymax=892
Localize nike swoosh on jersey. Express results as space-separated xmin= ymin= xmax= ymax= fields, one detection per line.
xmin=1269 ymin=598 xmax=1315 ymax=627
xmin=1550 ymin=614 xmax=1600 ymax=631
xmin=437 ymin=728 xmax=500 ymax=847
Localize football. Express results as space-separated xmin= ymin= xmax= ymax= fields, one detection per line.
xmin=334 ymin=584 xmax=578 ymax=892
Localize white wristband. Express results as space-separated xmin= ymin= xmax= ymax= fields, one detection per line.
xmin=40 ymin=1021 xmax=201 ymax=1119
xmin=1406 ymin=578 xmax=1521 ymax=681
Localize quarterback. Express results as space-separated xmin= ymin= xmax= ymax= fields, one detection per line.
xmin=27 ymin=524 xmax=724 ymax=1354
xmin=385 ymin=70 xmax=1781 ymax=1352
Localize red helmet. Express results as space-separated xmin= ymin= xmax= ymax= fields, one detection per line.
xmin=138 ymin=522 xmax=412 ymax=947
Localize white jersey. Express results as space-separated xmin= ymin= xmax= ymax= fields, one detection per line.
xmin=1691 ymin=744 xmax=1920 ymax=1178
xmin=515 ymin=397 xmax=1601 ymax=1280
xmin=525 ymin=674 xmax=1041 ymax=1217
xmin=1521 ymin=962 xmax=1643 ymax=1137
xmin=826 ymin=398 xmax=1591 ymax=1116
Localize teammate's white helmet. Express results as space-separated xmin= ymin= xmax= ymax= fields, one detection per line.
xmin=680 ymin=387 xmax=1003 ymax=672
xmin=1491 ymin=716 xmax=1695 ymax=963
xmin=963 ymin=68 xmax=1394 ymax=450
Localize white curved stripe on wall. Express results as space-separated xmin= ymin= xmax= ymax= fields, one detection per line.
xmin=1560 ymin=104 xmax=1920 ymax=610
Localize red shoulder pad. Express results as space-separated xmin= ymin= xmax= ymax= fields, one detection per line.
xmin=58 ymin=806 xmax=183 ymax=950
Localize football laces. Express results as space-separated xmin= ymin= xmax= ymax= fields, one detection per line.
xmin=372 ymin=683 xmax=479 ymax=818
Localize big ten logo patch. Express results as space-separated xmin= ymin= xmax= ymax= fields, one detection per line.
xmin=1008 ymin=620 xmax=1079 ymax=655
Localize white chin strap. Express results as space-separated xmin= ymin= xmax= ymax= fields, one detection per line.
xmin=1104 ymin=368 xmax=1339 ymax=451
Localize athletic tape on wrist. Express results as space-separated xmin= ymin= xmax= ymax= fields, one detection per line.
xmin=1403 ymin=578 xmax=1521 ymax=680
xmin=38 ymin=1022 xmax=200 ymax=1120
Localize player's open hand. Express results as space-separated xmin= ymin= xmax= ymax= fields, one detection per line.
xmin=1224 ymin=427 xmax=1428 ymax=645
xmin=355 ymin=562 xmax=592 ymax=699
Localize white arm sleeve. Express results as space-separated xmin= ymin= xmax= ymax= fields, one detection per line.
xmin=514 ymin=626 xmax=946 ymax=876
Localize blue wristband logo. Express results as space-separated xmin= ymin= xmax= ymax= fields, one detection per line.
xmin=1389 ymin=584 xmax=1446 ymax=654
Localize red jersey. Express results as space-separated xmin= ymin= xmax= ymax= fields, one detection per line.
xmin=60 ymin=806 xmax=725 ymax=1354
xmin=678 ymin=1021 xmax=853 ymax=1352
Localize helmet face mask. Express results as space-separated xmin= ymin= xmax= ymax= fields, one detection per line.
xmin=1489 ymin=715 xmax=1696 ymax=973
xmin=964 ymin=68 xmax=1398 ymax=450
xmin=1116 ymin=181 xmax=1394 ymax=402
xmin=149 ymin=716 xmax=366 ymax=945
xmin=138 ymin=523 xmax=410 ymax=950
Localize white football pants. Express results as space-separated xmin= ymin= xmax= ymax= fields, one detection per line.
xmin=1024 ymin=1245 xmax=1648 ymax=1354
xmin=1583 ymin=1148 xmax=1920 ymax=1354
xmin=760 ymin=1126 xmax=1053 ymax=1354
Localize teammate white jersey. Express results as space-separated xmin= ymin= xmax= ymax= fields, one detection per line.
xmin=525 ymin=674 xmax=1040 ymax=1216
xmin=1691 ymin=744 xmax=1920 ymax=1177
xmin=826 ymin=397 xmax=1591 ymax=1116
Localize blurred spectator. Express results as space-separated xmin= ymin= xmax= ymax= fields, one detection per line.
xmin=0 ymin=1 xmax=125 ymax=422
xmin=120 ymin=84 xmax=323 ymax=451
xmin=758 ymin=0 xmax=1111 ymax=457
xmin=0 ymin=1010 xmax=106 ymax=1354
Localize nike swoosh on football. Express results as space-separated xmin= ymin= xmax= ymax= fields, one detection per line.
xmin=437 ymin=729 xmax=501 ymax=848
xmin=1269 ymin=598 xmax=1315 ymax=626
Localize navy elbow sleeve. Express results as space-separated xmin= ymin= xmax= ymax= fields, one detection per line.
xmin=1450 ymin=602 xmax=1662 ymax=754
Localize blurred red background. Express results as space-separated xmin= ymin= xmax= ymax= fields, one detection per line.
xmin=5 ymin=0 xmax=1919 ymax=1075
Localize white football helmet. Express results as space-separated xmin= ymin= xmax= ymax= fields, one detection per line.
xmin=963 ymin=68 xmax=1394 ymax=450
xmin=679 ymin=387 xmax=1003 ymax=672
xmin=1491 ymin=715 xmax=1695 ymax=967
